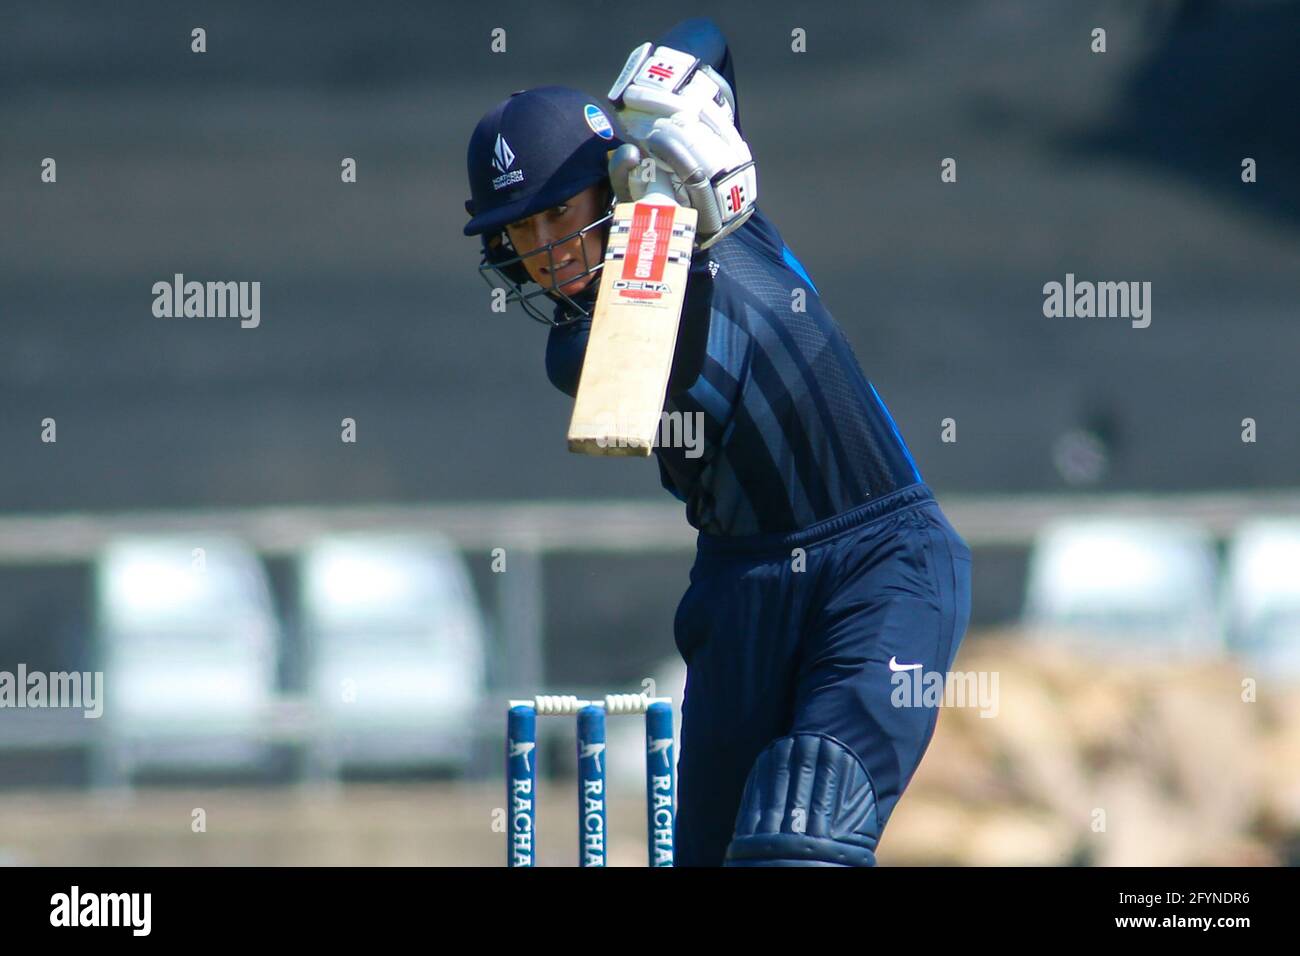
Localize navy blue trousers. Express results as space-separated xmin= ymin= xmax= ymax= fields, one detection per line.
xmin=671 ymin=483 xmax=972 ymax=866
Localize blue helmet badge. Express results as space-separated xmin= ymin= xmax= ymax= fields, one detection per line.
xmin=584 ymin=104 xmax=614 ymax=140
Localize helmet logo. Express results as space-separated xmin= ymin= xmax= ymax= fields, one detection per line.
xmin=492 ymin=133 xmax=516 ymax=173
xmin=491 ymin=133 xmax=524 ymax=191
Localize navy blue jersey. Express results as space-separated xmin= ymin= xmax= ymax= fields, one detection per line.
xmin=545 ymin=20 xmax=922 ymax=535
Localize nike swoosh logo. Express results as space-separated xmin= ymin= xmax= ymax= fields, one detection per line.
xmin=889 ymin=656 xmax=923 ymax=672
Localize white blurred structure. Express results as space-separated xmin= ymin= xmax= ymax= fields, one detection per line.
xmin=1023 ymin=519 xmax=1222 ymax=659
xmin=299 ymin=534 xmax=487 ymax=775
xmin=1223 ymin=520 xmax=1300 ymax=679
xmin=94 ymin=536 xmax=281 ymax=776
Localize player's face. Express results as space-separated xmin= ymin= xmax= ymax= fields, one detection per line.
xmin=505 ymin=183 xmax=609 ymax=297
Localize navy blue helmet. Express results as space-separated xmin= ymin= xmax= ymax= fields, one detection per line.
xmin=464 ymin=86 xmax=623 ymax=237
xmin=464 ymin=86 xmax=624 ymax=325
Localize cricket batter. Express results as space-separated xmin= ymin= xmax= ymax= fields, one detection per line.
xmin=464 ymin=18 xmax=971 ymax=866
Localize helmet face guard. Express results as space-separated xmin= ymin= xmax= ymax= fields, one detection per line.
xmin=478 ymin=201 xmax=613 ymax=327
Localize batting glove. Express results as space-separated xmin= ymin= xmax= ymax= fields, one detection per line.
xmin=607 ymin=42 xmax=757 ymax=250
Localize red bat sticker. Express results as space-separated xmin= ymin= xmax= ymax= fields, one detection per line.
xmin=617 ymin=205 xmax=676 ymax=300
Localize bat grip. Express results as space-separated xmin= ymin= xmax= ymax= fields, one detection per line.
xmin=641 ymin=167 xmax=679 ymax=205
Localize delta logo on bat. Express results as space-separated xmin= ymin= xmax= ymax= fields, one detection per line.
xmin=610 ymin=205 xmax=677 ymax=301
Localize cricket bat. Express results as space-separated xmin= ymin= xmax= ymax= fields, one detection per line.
xmin=566 ymin=179 xmax=697 ymax=456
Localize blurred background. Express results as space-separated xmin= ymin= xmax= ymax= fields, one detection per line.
xmin=1 ymin=0 xmax=1297 ymax=865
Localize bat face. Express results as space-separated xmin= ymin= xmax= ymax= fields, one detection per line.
xmin=567 ymin=197 xmax=697 ymax=456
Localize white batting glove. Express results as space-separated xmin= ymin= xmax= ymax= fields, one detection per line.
xmin=607 ymin=42 xmax=757 ymax=249
xmin=607 ymin=143 xmax=659 ymax=204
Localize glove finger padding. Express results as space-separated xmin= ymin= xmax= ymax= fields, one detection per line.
xmin=607 ymin=143 xmax=644 ymax=203
xmin=643 ymin=122 xmax=718 ymax=234
xmin=642 ymin=116 xmax=757 ymax=245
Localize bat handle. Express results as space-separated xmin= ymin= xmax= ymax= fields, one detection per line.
xmin=641 ymin=168 xmax=680 ymax=205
